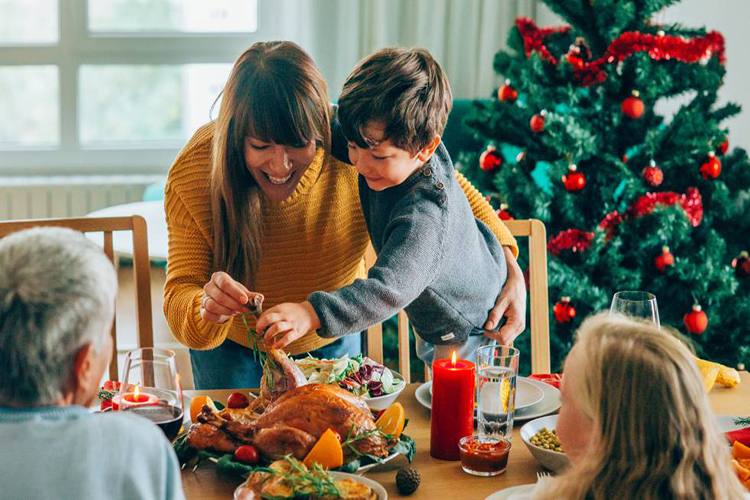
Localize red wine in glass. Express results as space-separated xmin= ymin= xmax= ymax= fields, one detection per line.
xmin=125 ymin=403 xmax=184 ymax=441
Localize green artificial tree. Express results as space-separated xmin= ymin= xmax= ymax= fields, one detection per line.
xmin=458 ymin=0 xmax=750 ymax=372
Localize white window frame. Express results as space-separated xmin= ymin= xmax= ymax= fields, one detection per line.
xmin=0 ymin=0 xmax=271 ymax=176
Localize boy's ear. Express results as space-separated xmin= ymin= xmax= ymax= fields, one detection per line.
xmin=415 ymin=135 xmax=441 ymax=163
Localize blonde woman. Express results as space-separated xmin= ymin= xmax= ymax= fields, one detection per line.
xmin=513 ymin=313 xmax=748 ymax=500
xmin=164 ymin=41 xmax=526 ymax=389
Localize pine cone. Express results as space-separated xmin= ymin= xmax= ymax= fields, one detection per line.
xmin=395 ymin=467 xmax=421 ymax=495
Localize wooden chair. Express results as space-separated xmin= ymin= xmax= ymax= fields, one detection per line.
xmin=0 ymin=216 xmax=154 ymax=380
xmin=364 ymin=219 xmax=550 ymax=382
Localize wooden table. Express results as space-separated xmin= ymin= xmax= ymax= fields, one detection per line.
xmin=182 ymin=373 xmax=750 ymax=499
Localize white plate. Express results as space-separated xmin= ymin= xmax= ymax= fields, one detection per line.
xmin=356 ymin=450 xmax=401 ymax=474
xmin=485 ymin=484 xmax=535 ymax=500
xmin=234 ymin=471 xmax=388 ymax=500
xmin=716 ymin=414 xmax=746 ymax=434
xmin=415 ymin=377 xmax=558 ymax=420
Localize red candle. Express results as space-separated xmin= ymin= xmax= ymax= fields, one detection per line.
xmin=430 ymin=351 xmax=475 ymax=460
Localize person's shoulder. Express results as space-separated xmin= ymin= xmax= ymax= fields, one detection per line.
xmin=167 ymin=123 xmax=214 ymax=192
xmin=95 ymin=411 xmax=172 ymax=450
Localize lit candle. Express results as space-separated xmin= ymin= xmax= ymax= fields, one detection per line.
xmin=112 ymin=385 xmax=159 ymax=410
xmin=430 ymin=351 xmax=475 ymax=460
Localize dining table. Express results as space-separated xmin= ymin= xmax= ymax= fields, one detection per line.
xmin=181 ymin=372 xmax=750 ymax=500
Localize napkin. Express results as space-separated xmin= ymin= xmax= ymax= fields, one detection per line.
xmin=528 ymin=373 xmax=562 ymax=389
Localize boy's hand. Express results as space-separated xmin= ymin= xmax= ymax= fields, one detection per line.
xmin=484 ymin=246 xmax=527 ymax=345
xmin=257 ymin=301 xmax=322 ymax=349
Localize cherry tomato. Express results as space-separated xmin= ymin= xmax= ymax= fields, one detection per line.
xmin=227 ymin=392 xmax=250 ymax=409
xmin=234 ymin=445 xmax=260 ymax=465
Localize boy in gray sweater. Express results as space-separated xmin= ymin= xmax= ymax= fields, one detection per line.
xmin=258 ymin=47 xmax=509 ymax=366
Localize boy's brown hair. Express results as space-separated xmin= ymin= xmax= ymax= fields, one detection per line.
xmin=338 ymin=47 xmax=453 ymax=155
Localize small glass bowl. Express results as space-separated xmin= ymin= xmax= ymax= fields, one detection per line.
xmin=458 ymin=434 xmax=511 ymax=477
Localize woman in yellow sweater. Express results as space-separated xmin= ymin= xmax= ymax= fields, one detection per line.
xmin=165 ymin=41 xmax=525 ymax=389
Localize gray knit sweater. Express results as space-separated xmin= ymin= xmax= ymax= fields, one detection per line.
xmin=308 ymin=143 xmax=507 ymax=345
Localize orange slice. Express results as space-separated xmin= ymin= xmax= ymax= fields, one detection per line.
xmin=733 ymin=459 xmax=750 ymax=482
xmin=376 ymin=402 xmax=406 ymax=440
xmin=189 ymin=395 xmax=218 ymax=423
xmin=734 ymin=441 xmax=750 ymax=461
xmin=303 ymin=428 xmax=343 ymax=469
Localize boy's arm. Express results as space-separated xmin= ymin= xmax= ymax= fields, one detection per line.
xmin=455 ymin=171 xmax=519 ymax=258
xmin=307 ymin=214 xmax=445 ymax=337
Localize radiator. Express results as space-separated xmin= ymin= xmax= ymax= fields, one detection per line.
xmin=0 ymin=175 xmax=165 ymax=220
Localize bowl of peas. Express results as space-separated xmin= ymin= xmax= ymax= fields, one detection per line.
xmin=520 ymin=415 xmax=570 ymax=472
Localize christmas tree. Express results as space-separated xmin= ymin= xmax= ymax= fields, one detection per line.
xmin=458 ymin=0 xmax=750 ymax=372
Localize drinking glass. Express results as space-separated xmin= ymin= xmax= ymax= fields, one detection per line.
xmin=475 ymin=345 xmax=520 ymax=439
xmin=117 ymin=347 xmax=184 ymax=441
xmin=609 ymin=290 xmax=660 ymax=327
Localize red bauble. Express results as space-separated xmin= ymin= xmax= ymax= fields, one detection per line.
xmin=496 ymin=203 xmax=513 ymax=220
xmin=530 ymin=112 xmax=546 ymax=133
xmin=642 ymin=160 xmax=663 ymax=187
xmin=553 ymin=297 xmax=576 ymax=323
xmin=498 ymin=81 xmax=518 ymax=103
xmin=479 ymin=146 xmax=503 ymax=172
xmin=654 ymin=246 xmax=674 ymax=272
xmin=718 ymin=136 xmax=729 ymax=155
xmin=683 ymin=304 xmax=708 ymax=334
xmin=622 ymin=154 xmax=628 ymax=164
xmin=621 ymin=91 xmax=645 ymax=119
xmin=562 ymin=165 xmax=586 ymax=192
xmin=732 ymin=251 xmax=750 ymax=278
xmin=700 ymin=152 xmax=721 ymax=179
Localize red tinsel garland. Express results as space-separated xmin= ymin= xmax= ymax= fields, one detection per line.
xmin=599 ymin=187 xmax=703 ymax=238
xmin=516 ymin=18 xmax=725 ymax=87
xmin=548 ymin=229 xmax=595 ymax=256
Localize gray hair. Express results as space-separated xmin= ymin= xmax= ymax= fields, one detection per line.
xmin=0 ymin=227 xmax=117 ymax=405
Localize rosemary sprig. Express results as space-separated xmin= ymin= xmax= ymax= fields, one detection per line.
xmin=735 ymin=417 xmax=750 ymax=427
xmin=256 ymin=456 xmax=340 ymax=497
xmin=241 ymin=312 xmax=277 ymax=392
xmin=341 ymin=424 xmax=395 ymax=458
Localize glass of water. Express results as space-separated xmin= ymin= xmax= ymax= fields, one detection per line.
xmin=475 ymin=345 xmax=520 ymax=438
xmin=609 ymin=290 xmax=660 ymax=327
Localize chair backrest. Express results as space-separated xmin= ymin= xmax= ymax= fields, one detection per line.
xmin=365 ymin=218 xmax=550 ymax=382
xmin=0 ymin=216 xmax=154 ymax=380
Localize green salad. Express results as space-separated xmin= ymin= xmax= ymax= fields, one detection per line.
xmin=294 ymin=354 xmax=405 ymax=398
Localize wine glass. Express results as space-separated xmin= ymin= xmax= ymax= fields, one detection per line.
xmin=609 ymin=291 xmax=660 ymax=327
xmin=117 ymin=347 xmax=184 ymax=441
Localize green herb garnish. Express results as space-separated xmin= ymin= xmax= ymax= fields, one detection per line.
xmin=735 ymin=417 xmax=750 ymax=427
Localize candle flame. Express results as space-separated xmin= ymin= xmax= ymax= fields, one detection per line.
xmin=451 ymin=350 xmax=457 ymax=366
xmin=134 ymin=384 xmax=140 ymax=399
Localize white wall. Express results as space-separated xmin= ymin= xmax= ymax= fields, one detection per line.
xmin=536 ymin=1 xmax=750 ymax=150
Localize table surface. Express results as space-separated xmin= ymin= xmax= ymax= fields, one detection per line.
xmin=86 ymin=200 xmax=168 ymax=261
xmin=181 ymin=373 xmax=750 ymax=500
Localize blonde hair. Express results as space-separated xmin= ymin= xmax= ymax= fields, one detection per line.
xmin=536 ymin=312 xmax=746 ymax=500
xmin=211 ymin=41 xmax=330 ymax=287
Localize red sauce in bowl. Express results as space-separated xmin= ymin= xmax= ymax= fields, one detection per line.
xmin=458 ymin=435 xmax=511 ymax=476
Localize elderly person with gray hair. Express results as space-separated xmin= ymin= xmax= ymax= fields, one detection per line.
xmin=0 ymin=227 xmax=185 ymax=500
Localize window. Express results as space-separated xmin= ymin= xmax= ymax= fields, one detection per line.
xmin=0 ymin=0 xmax=262 ymax=174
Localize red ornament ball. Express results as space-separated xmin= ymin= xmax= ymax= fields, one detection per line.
xmin=732 ymin=251 xmax=750 ymax=278
xmin=642 ymin=161 xmax=663 ymax=187
xmin=562 ymin=165 xmax=586 ymax=192
xmin=683 ymin=304 xmax=708 ymax=334
xmin=718 ymin=137 xmax=729 ymax=155
xmin=496 ymin=203 xmax=513 ymax=221
xmin=530 ymin=113 xmax=546 ymax=133
xmin=654 ymin=246 xmax=674 ymax=272
xmin=621 ymin=91 xmax=645 ymax=119
xmin=498 ymin=82 xmax=518 ymax=103
xmin=479 ymin=146 xmax=503 ymax=172
xmin=700 ymin=152 xmax=721 ymax=179
xmin=553 ymin=297 xmax=576 ymax=323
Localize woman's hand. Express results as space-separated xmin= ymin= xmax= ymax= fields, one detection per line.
xmin=484 ymin=246 xmax=527 ymax=345
xmin=200 ymin=271 xmax=253 ymax=324
xmin=257 ymin=301 xmax=322 ymax=349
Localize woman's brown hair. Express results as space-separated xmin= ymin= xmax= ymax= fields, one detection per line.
xmin=211 ymin=41 xmax=330 ymax=288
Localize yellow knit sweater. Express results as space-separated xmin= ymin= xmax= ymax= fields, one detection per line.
xmin=164 ymin=123 xmax=518 ymax=355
